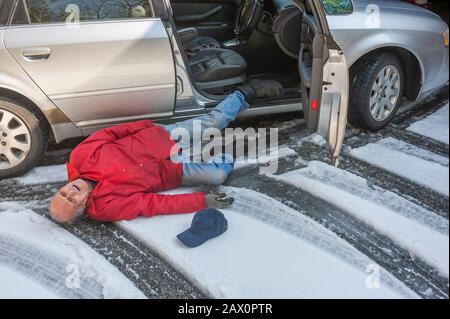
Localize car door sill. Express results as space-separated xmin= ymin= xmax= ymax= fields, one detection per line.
xmin=75 ymin=110 xmax=173 ymax=128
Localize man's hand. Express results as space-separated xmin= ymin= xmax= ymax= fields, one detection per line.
xmin=205 ymin=192 xmax=234 ymax=209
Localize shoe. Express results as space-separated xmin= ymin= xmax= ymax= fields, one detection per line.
xmin=237 ymin=79 xmax=284 ymax=103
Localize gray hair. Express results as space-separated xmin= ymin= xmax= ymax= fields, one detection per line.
xmin=48 ymin=203 xmax=85 ymax=225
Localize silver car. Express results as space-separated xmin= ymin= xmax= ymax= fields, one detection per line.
xmin=0 ymin=0 xmax=448 ymax=178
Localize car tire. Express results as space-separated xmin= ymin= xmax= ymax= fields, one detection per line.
xmin=348 ymin=52 xmax=404 ymax=131
xmin=0 ymin=98 xmax=48 ymax=179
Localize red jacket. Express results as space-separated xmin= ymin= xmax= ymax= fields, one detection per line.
xmin=66 ymin=120 xmax=206 ymax=222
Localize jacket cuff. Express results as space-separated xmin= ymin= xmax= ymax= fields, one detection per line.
xmin=198 ymin=192 xmax=207 ymax=210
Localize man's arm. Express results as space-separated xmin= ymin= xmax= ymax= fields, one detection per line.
xmin=89 ymin=192 xmax=207 ymax=222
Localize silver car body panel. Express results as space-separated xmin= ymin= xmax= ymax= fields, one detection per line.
xmin=0 ymin=27 xmax=82 ymax=142
xmin=4 ymin=18 xmax=176 ymax=124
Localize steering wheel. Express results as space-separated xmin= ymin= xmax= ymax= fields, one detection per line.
xmin=234 ymin=0 xmax=264 ymax=39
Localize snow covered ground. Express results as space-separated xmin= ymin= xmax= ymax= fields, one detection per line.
xmin=350 ymin=138 xmax=449 ymax=196
xmin=407 ymin=103 xmax=449 ymax=144
xmin=4 ymin=164 xmax=68 ymax=185
xmin=0 ymin=202 xmax=145 ymax=299
xmin=234 ymin=145 xmax=297 ymax=170
xmin=119 ymin=186 xmax=417 ymax=298
xmin=271 ymin=161 xmax=449 ymax=277
xmin=0 ymin=96 xmax=448 ymax=299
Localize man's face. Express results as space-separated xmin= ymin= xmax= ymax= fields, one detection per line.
xmin=49 ymin=179 xmax=92 ymax=223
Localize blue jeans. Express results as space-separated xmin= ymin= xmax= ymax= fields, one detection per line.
xmin=162 ymin=91 xmax=248 ymax=186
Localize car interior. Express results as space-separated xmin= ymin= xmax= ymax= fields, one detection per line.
xmin=167 ymin=0 xmax=307 ymax=102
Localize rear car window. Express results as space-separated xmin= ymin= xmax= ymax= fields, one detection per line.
xmin=13 ymin=0 xmax=154 ymax=25
xmin=321 ymin=0 xmax=353 ymax=15
xmin=0 ymin=0 xmax=10 ymax=25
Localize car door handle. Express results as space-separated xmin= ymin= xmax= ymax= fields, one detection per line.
xmin=22 ymin=47 xmax=51 ymax=61
xmin=175 ymin=5 xmax=222 ymax=23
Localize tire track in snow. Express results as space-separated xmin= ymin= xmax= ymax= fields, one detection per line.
xmin=30 ymin=206 xmax=206 ymax=299
xmin=0 ymin=233 xmax=103 ymax=299
xmin=226 ymin=166 xmax=449 ymax=299
xmin=289 ymin=140 xmax=449 ymax=219
xmin=0 ymin=173 xmax=205 ymax=298
xmin=342 ymin=155 xmax=449 ymax=219
xmin=0 ymin=182 xmax=64 ymax=202
xmin=0 ymin=180 xmax=206 ymax=299
xmin=383 ymin=126 xmax=449 ymax=157
xmin=118 ymin=185 xmax=418 ymax=298
xmin=272 ymin=161 xmax=449 ymax=277
xmin=389 ymin=93 xmax=449 ymax=155
xmin=350 ymin=142 xmax=448 ymax=197
xmin=219 ymin=187 xmax=418 ymax=298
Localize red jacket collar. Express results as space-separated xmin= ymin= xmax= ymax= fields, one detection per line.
xmin=66 ymin=161 xmax=80 ymax=182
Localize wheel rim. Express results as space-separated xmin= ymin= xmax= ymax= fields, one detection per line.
xmin=369 ymin=65 xmax=401 ymax=122
xmin=0 ymin=109 xmax=32 ymax=170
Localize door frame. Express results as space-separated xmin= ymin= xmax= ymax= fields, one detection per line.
xmin=295 ymin=0 xmax=349 ymax=164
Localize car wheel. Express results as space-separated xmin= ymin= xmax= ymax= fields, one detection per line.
xmin=0 ymin=98 xmax=48 ymax=179
xmin=348 ymin=52 xmax=404 ymax=131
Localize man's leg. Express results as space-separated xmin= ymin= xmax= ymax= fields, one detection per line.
xmin=162 ymin=91 xmax=247 ymax=142
xmin=161 ymin=80 xmax=283 ymax=162
xmin=161 ymin=79 xmax=284 ymax=144
xmin=181 ymin=154 xmax=234 ymax=186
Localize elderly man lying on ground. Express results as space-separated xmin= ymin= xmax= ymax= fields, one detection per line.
xmin=49 ymin=80 xmax=283 ymax=223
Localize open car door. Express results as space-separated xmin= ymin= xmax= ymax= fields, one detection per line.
xmin=296 ymin=0 xmax=349 ymax=166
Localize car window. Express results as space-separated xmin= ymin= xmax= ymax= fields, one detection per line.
xmin=13 ymin=0 xmax=154 ymax=25
xmin=12 ymin=0 xmax=30 ymax=25
xmin=0 ymin=0 xmax=10 ymax=25
xmin=321 ymin=0 xmax=353 ymax=15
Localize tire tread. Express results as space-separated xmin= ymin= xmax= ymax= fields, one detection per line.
xmin=349 ymin=52 xmax=403 ymax=130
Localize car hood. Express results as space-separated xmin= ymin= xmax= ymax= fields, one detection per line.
xmin=352 ymin=0 xmax=441 ymax=18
